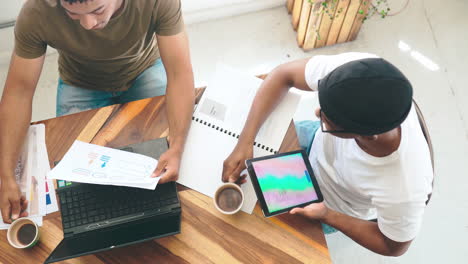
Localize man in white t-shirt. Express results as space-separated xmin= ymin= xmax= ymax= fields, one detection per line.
xmin=221 ymin=53 xmax=433 ymax=256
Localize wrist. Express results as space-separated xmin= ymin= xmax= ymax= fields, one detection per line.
xmin=237 ymin=135 xmax=255 ymax=147
xmin=238 ymin=126 xmax=260 ymax=146
xmin=319 ymin=207 xmax=333 ymax=222
xmin=1 ymin=171 xmax=16 ymax=184
xmin=1 ymin=177 xmax=18 ymax=190
xmin=168 ymin=141 xmax=184 ymax=155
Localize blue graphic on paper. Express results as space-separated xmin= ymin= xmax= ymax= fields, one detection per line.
xmin=100 ymin=155 xmax=111 ymax=168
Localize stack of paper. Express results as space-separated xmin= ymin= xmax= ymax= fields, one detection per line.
xmin=0 ymin=124 xmax=59 ymax=230
xmin=47 ymin=141 xmax=160 ymax=190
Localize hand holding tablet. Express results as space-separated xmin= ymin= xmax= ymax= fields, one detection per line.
xmin=245 ymin=150 xmax=323 ymax=217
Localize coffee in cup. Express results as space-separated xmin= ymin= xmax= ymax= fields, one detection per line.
xmin=214 ymin=183 xmax=244 ymax=214
xmin=7 ymin=218 xmax=40 ymax=249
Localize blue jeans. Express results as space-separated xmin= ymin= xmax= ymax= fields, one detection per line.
xmin=295 ymin=120 xmax=321 ymax=156
xmin=56 ymin=58 xmax=167 ymax=116
xmin=295 ymin=120 xmax=338 ymax=235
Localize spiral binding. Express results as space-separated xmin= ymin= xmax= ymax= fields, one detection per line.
xmin=192 ymin=116 xmax=277 ymax=154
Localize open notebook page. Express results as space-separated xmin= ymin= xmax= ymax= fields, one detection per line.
xmin=179 ymin=65 xmax=300 ymax=214
xmin=194 ymin=64 xmax=300 ymax=152
xmin=177 ymin=121 xmax=272 ymax=214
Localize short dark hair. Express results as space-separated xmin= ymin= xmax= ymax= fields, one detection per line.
xmin=63 ymin=0 xmax=90 ymax=4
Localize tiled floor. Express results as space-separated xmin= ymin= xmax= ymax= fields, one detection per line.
xmin=1 ymin=0 xmax=467 ymax=263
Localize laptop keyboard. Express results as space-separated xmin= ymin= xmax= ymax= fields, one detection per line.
xmin=59 ymin=184 xmax=178 ymax=230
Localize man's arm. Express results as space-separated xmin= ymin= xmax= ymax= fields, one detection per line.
xmin=222 ymin=58 xmax=312 ymax=183
xmin=0 ymin=53 xmax=45 ymax=223
xmin=152 ymin=31 xmax=195 ymax=183
xmin=291 ymin=204 xmax=412 ymax=256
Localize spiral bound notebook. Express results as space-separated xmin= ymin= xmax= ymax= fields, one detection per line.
xmin=191 ymin=116 xmax=277 ymax=154
xmin=177 ymin=65 xmax=300 ymax=214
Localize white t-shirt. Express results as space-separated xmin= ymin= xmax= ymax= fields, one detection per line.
xmin=305 ymin=52 xmax=433 ymax=242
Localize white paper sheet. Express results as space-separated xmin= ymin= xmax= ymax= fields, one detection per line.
xmin=195 ymin=64 xmax=301 ymax=151
xmin=33 ymin=125 xmax=47 ymax=216
xmin=0 ymin=125 xmax=49 ymax=229
xmin=178 ymin=122 xmax=263 ymax=213
xmin=47 ymin=141 xmax=160 ymax=190
xmin=178 ymin=121 xmax=276 ymax=214
xmin=22 ymin=125 xmax=46 ymax=218
xmin=178 ymin=65 xmax=300 ymax=214
xmin=238 ymin=169 xmax=259 ymax=213
xmin=45 ymin=179 xmax=59 ymax=214
xmin=37 ymin=126 xmax=59 ymax=214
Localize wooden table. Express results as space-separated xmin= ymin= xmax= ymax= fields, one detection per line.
xmin=0 ymin=89 xmax=331 ymax=263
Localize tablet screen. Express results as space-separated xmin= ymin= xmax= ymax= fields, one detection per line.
xmin=250 ymin=152 xmax=320 ymax=214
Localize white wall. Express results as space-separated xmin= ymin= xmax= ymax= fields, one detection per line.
xmin=182 ymin=0 xmax=284 ymax=24
xmin=0 ymin=1 xmax=23 ymax=24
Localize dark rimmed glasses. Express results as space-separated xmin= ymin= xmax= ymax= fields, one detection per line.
xmin=319 ymin=109 xmax=350 ymax=134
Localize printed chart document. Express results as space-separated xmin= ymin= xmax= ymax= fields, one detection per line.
xmin=0 ymin=124 xmax=56 ymax=229
xmin=47 ymin=141 xmax=160 ymax=190
xmin=178 ymin=64 xmax=300 ymax=214
xmin=35 ymin=124 xmax=59 ymax=214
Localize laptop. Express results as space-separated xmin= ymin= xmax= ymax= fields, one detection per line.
xmin=44 ymin=138 xmax=181 ymax=264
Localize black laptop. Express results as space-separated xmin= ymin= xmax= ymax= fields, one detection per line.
xmin=44 ymin=138 xmax=181 ymax=264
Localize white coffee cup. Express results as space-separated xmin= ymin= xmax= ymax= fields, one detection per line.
xmin=7 ymin=218 xmax=40 ymax=249
xmin=214 ymin=183 xmax=244 ymax=214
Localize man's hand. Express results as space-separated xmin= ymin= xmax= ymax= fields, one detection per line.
xmin=0 ymin=180 xmax=28 ymax=223
xmin=291 ymin=203 xmax=413 ymax=257
xmin=151 ymin=147 xmax=182 ymax=184
xmin=290 ymin=202 xmax=329 ymax=221
xmin=222 ymin=143 xmax=253 ymax=184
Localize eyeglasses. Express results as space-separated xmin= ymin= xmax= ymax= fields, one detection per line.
xmin=319 ymin=110 xmax=350 ymax=134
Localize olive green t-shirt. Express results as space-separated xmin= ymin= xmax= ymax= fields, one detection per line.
xmin=14 ymin=0 xmax=184 ymax=91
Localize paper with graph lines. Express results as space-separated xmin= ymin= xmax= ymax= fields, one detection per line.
xmin=47 ymin=140 xmax=160 ymax=190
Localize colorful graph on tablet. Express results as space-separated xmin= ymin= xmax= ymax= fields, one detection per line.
xmin=251 ymin=153 xmax=318 ymax=213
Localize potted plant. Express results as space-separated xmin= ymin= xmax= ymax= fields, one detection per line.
xmin=287 ymin=0 xmax=392 ymax=50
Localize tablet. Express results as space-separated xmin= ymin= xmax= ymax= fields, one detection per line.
xmin=245 ymin=150 xmax=323 ymax=217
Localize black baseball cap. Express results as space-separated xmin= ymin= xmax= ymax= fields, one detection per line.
xmin=318 ymin=58 xmax=413 ymax=135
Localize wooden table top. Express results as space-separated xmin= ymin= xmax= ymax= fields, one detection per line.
xmin=0 ymin=89 xmax=331 ymax=264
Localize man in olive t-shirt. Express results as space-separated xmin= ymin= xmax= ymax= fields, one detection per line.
xmin=0 ymin=0 xmax=195 ymax=224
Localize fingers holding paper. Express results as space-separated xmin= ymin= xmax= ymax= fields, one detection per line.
xmin=151 ymin=148 xmax=182 ymax=184
xmin=0 ymin=181 xmax=29 ymax=223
